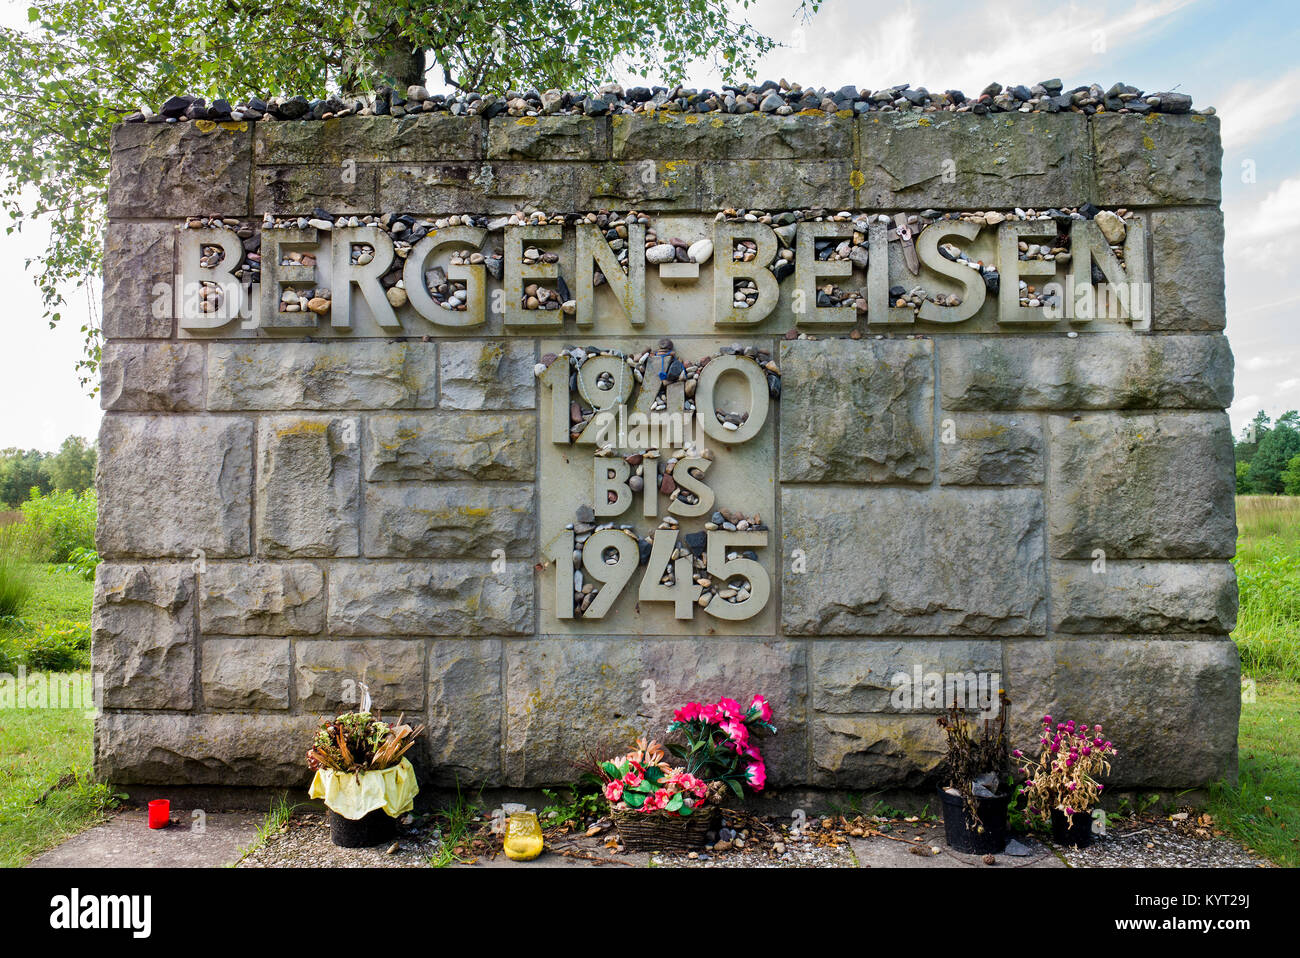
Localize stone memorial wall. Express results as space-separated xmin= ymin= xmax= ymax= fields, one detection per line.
xmin=95 ymin=103 xmax=1238 ymax=792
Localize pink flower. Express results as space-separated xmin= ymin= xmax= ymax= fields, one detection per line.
xmin=699 ymin=704 xmax=722 ymax=724
xmin=717 ymin=696 xmax=748 ymax=717
xmin=722 ymin=720 xmax=750 ymax=750
xmin=745 ymin=761 xmax=767 ymax=791
xmin=641 ymin=790 xmax=664 ymax=811
xmin=750 ymin=695 xmax=773 ymax=721
xmin=624 ymin=763 xmax=644 ymax=787
xmin=603 ymin=779 xmax=624 ymax=802
xmin=674 ymin=702 xmax=703 ymax=723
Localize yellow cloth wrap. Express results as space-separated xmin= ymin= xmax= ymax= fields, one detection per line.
xmin=308 ymin=758 xmax=418 ymax=820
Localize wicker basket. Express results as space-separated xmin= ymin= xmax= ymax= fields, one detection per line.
xmin=612 ymin=805 xmax=719 ymax=852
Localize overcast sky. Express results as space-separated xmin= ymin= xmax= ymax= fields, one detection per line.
xmin=1 ymin=0 xmax=1295 ymax=451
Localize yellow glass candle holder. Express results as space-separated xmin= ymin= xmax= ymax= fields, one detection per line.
xmin=503 ymin=810 xmax=544 ymax=861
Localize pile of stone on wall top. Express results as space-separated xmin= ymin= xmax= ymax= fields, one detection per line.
xmin=128 ymin=79 xmax=1210 ymax=124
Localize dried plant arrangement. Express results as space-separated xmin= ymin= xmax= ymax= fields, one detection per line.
xmin=306 ymin=711 xmax=424 ymax=776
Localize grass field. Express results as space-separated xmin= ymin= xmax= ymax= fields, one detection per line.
xmin=1234 ymin=496 xmax=1300 ymax=681
xmin=1208 ymin=496 xmax=1300 ymax=866
xmin=1210 ymin=679 xmax=1300 ymax=867
xmin=0 ymin=561 xmax=113 ymax=867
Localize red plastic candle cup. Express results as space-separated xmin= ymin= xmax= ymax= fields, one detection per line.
xmin=148 ymin=799 xmax=170 ymax=829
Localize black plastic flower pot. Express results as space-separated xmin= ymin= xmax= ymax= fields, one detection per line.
xmin=938 ymin=787 xmax=1010 ymax=855
xmin=1051 ymin=808 xmax=1094 ymax=847
xmin=329 ymin=808 xmax=397 ymax=848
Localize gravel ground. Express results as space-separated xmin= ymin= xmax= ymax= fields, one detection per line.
xmin=1058 ymin=816 xmax=1272 ymax=869
xmin=239 ymin=812 xmax=443 ymax=868
xmin=237 ymin=807 xmax=1272 ymax=868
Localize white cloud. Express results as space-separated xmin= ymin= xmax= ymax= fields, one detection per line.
xmin=1241 ymin=354 xmax=1294 ymax=371
xmin=1225 ymin=177 xmax=1300 ymax=276
xmin=1216 ymin=69 xmax=1300 ymax=151
xmin=667 ymin=0 xmax=1196 ymax=96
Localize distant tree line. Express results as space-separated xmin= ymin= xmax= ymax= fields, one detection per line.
xmin=1235 ymin=410 xmax=1300 ymax=495
xmin=0 ymin=437 xmax=96 ymax=508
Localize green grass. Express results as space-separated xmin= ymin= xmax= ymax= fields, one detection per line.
xmin=1218 ymin=498 xmax=1300 ymax=865
xmin=0 ymin=561 xmax=114 ymax=867
xmin=0 ymin=524 xmax=36 ymax=619
xmin=232 ymin=793 xmax=298 ymax=866
xmin=1234 ymin=496 xmax=1300 ymax=681
xmin=427 ymin=785 xmax=483 ymax=867
xmin=1210 ymin=679 xmax=1300 ymax=867
xmin=0 ymin=703 xmax=118 ymax=867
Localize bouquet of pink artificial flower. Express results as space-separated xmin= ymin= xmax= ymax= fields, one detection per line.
xmin=598 ymin=738 xmax=709 ymax=817
xmin=666 ymin=694 xmax=777 ymax=799
xmin=1017 ymin=715 xmax=1116 ymax=820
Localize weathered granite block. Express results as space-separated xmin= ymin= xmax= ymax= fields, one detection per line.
xmin=328 ymin=560 xmax=533 ymax=635
xmin=96 ymin=712 xmax=318 ymax=785
xmin=100 ymin=343 xmax=205 ymax=412
xmin=939 ymin=335 xmax=1233 ymax=410
xmin=611 ymin=111 xmax=854 ymax=160
xmin=811 ymin=714 xmax=948 ymax=788
xmin=472 ymin=161 xmax=700 ymax=210
xmin=378 ymin=163 xmax=497 ymax=213
xmin=363 ymin=484 xmax=536 ymax=557
xmin=109 ymin=121 xmax=252 ymax=217
xmin=503 ymin=638 xmax=807 ymax=786
xmin=939 ymin=412 xmax=1044 ymax=485
xmin=426 ymin=640 xmax=503 ymax=785
xmin=780 ymin=339 xmax=933 ymax=483
xmin=489 ymin=115 xmax=610 ymax=160
xmin=101 ymin=220 xmax=174 ymax=339
xmin=1004 ymin=638 xmax=1239 ymax=786
xmin=439 ymin=340 xmax=536 ymax=409
xmin=1092 ymin=113 xmax=1221 ymax=206
xmin=698 ymin=159 xmax=854 ymax=209
xmin=198 ymin=561 xmax=325 ymax=635
xmin=256 ymin=417 xmax=360 ymax=557
xmin=365 ymin=412 xmax=535 ymax=481
xmin=201 ymin=637 xmax=290 ymax=710
xmin=97 ymin=416 xmax=253 ymax=558
xmin=295 ymin=639 xmax=426 ymax=712
xmin=1047 ymin=412 xmax=1236 ymax=559
xmin=782 ymin=487 xmax=1046 ymax=635
xmin=859 ymin=111 xmax=1093 ymax=207
xmin=207 ymin=342 xmax=437 ymax=410
xmin=811 ymin=639 xmax=1003 ymax=713
xmin=1050 ymin=560 xmax=1237 ymax=634
xmin=254 ymin=163 xmax=378 ymax=214
xmin=1151 ymin=208 xmax=1226 ymax=330
xmin=92 ymin=563 xmax=195 ymax=710
xmin=254 ymin=114 xmax=484 ymax=164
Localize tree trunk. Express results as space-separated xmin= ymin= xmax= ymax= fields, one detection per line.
xmin=373 ymin=43 xmax=426 ymax=91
